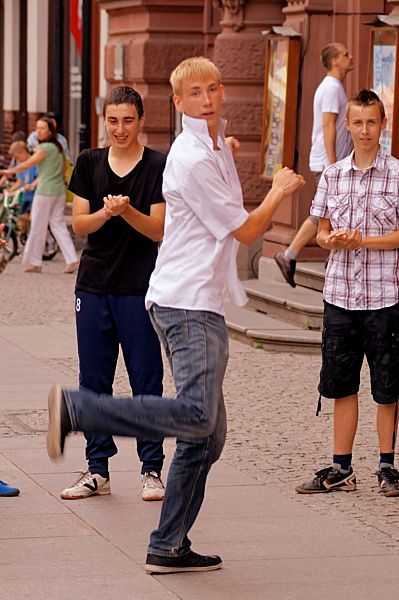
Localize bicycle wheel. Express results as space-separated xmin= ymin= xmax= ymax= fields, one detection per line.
xmin=0 ymin=226 xmax=18 ymax=261
xmin=42 ymin=230 xmax=59 ymax=261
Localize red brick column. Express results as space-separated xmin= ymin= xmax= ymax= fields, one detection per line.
xmin=99 ymin=0 xmax=204 ymax=151
xmin=332 ymin=0 xmax=385 ymax=93
xmin=213 ymin=0 xmax=285 ymax=212
xmin=212 ymin=0 xmax=286 ymax=275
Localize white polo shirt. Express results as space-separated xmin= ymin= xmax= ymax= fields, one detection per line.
xmin=145 ymin=114 xmax=249 ymax=316
xmin=309 ymin=75 xmax=352 ymax=172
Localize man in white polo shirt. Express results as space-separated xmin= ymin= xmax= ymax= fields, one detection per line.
xmin=274 ymin=42 xmax=353 ymax=287
xmin=47 ymin=56 xmax=304 ymax=574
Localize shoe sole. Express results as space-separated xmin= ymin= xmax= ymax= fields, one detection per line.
xmin=295 ymin=484 xmax=357 ymax=494
xmin=144 ymin=562 xmax=223 ymax=574
xmin=47 ymin=384 xmax=62 ymax=460
xmin=273 ymin=253 xmax=296 ymax=288
xmin=142 ymin=494 xmax=165 ymax=502
xmin=0 ymin=490 xmax=20 ymax=497
xmin=381 ymin=489 xmax=399 ymax=497
xmin=60 ymin=489 xmax=111 ymax=500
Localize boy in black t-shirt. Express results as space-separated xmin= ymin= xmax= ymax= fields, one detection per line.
xmin=60 ymin=86 xmax=166 ymax=501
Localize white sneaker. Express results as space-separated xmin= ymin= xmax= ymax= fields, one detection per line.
xmin=142 ymin=471 xmax=165 ymax=501
xmin=60 ymin=471 xmax=111 ymax=500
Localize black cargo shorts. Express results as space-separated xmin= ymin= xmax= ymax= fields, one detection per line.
xmin=319 ymin=301 xmax=399 ymax=404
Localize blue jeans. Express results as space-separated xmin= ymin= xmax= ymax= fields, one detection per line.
xmin=75 ymin=292 xmax=164 ymax=476
xmin=65 ymin=306 xmax=229 ymax=556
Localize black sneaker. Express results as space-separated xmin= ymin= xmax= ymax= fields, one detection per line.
xmin=145 ymin=550 xmax=223 ymax=574
xmin=376 ymin=467 xmax=399 ymax=497
xmin=295 ymin=466 xmax=357 ymax=494
xmin=274 ymin=252 xmax=297 ymax=288
xmin=47 ymin=384 xmax=71 ymax=460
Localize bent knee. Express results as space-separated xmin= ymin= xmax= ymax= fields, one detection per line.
xmin=195 ymin=417 xmax=216 ymax=437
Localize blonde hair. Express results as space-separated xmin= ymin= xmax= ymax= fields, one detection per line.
xmin=9 ymin=141 xmax=28 ymax=156
xmin=170 ymin=56 xmax=221 ymax=96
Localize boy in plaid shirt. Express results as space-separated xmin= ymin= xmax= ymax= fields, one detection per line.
xmin=296 ymin=89 xmax=399 ymax=497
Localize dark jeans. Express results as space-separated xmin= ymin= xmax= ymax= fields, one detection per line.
xmin=65 ymin=306 xmax=229 ymax=555
xmin=75 ymin=291 xmax=164 ymax=476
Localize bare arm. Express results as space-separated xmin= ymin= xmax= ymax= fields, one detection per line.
xmin=123 ymin=202 xmax=165 ymax=241
xmin=232 ymin=168 xmax=305 ymax=245
xmin=8 ymin=172 xmax=38 ymax=192
xmin=322 ymin=112 xmax=337 ymax=165
xmin=0 ymin=149 xmax=47 ymax=175
xmin=9 ymin=178 xmax=23 ymax=192
xmin=103 ymin=195 xmax=165 ymax=242
xmin=72 ymin=194 xmax=111 ymax=236
xmin=25 ymin=177 xmax=39 ymax=192
xmin=361 ymin=231 xmax=399 ymax=250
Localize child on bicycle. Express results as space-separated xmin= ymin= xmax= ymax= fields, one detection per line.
xmin=7 ymin=141 xmax=38 ymax=233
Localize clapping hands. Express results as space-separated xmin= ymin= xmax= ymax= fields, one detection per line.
xmin=324 ymin=229 xmax=362 ymax=250
xmin=103 ymin=194 xmax=129 ymax=218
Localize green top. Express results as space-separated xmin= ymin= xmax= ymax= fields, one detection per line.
xmin=36 ymin=142 xmax=65 ymax=196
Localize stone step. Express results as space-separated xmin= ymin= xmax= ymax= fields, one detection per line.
xmin=242 ymin=278 xmax=324 ymax=330
xmin=295 ymin=261 xmax=326 ymax=292
xmin=225 ymin=303 xmax=321 ymax=353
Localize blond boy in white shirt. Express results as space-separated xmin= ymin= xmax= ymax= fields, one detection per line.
xmin=47 ymin=56 xmax=304 ymax=574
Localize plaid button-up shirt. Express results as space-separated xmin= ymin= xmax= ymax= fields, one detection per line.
xmin=310 ymin=148 xmax=399 ymax=310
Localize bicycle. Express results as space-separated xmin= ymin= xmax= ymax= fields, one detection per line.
xmin=0 ymin=187 xmax=59 ymax=265
xmin=0 ymin=186 xmax=21 ymax=262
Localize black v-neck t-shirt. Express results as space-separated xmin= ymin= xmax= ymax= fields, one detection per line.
xmin=69 ymin=146 xmax=166 ymax=295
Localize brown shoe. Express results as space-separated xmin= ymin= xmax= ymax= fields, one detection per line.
xmin=64 ymin=261 xmax=79 ymax=274
xmin=274 ymin=252 xmax=296 ymax=288
xmin=24 ymin=264 xmax=42 ymax=273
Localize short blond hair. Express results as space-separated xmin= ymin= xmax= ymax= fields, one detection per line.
xmin=170 ymin=56 xmax=221 ymax=96
xmin=9 ymin=141 xmax=28 ymax=156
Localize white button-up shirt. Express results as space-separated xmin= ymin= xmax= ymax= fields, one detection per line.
xmin=145 ymin=114 xmax=249 ymax=315
xmin=310 ymin=148 xmax=399 ymax=310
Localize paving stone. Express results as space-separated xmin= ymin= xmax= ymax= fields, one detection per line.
xmin=2 ymin=255 xmax=399 ymax=599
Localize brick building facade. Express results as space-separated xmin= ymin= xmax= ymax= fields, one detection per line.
xmin=1 ymin=0 xmax=399 ymax=270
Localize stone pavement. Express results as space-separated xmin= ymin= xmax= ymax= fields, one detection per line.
xmin=1 ymin=254 xmax=399 ymax=599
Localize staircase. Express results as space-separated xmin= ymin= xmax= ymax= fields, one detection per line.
xmin=225 ymin=258 xmax=325 ymax=353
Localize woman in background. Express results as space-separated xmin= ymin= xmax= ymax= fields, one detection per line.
xmin=0 ymin=117 xmax=78 ymax=273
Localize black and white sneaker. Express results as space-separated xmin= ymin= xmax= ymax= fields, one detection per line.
xmin=295 ymin=466 xmax=357 ymax=494
xmin=145 ymin=550 xmax=223 ymax=574
xmin=376 ymin=467 xmax=399 ymax=497
xmin=60 ymin=471 xmax=111 ymax=499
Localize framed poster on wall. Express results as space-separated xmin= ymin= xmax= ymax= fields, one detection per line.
xmin=367 ymin=26 xmax=399 ymax=157
xmin=260 ymin=35 xmax=301 ymax=179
